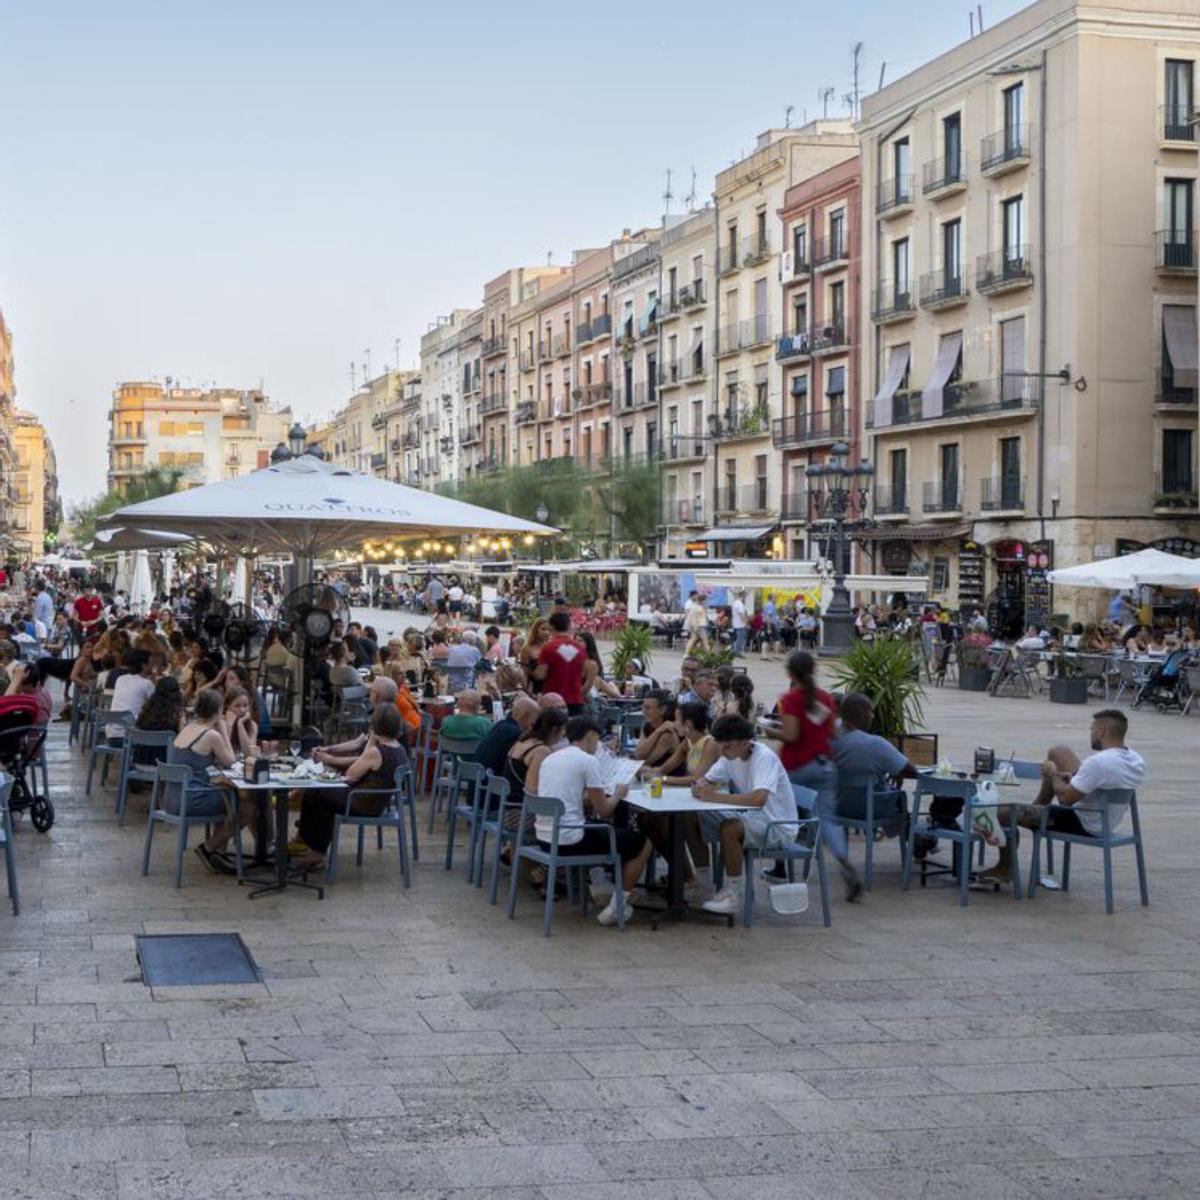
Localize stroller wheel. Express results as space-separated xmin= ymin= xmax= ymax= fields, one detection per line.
xmin=30 ymin=796 xmax=54 ymax=832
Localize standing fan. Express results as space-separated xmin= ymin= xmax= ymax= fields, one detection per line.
xmin=223 ymin=602 xmax=267 ymax=662
xmin=273 ymin=583 xmax=352 ymax=730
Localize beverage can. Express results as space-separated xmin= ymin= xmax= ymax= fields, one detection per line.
xmin=649 ymin=776 xmax=663 ymax=798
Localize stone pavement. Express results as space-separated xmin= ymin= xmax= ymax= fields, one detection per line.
xmin=2 ymin=642 xmax=1200 ymax=1199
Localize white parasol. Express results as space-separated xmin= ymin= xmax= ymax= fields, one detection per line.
xmin=1047 ymin=547 xmax=1200 ymax=589
xmin=230 ymin=555 xmax=250 ymax=606
xmin=129 ymin=550 xmax=154 ymax=614
xmin=114 ymin=553 xmax=132 ymax=595
xmin=101 ymin=455 xmax=556 ymax=557
xmin=91 ymin=526 xmax=194 ymax=553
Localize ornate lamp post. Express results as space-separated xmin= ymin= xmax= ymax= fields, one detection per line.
xmin=535 ymin=503 xmax=549 ymax=565
xmin=805 ymin=442 xmax=874 ymax=654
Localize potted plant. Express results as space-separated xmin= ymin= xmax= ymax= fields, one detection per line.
xmin=609 ymin=621 xmax=653 ymax=684
xmin=829 ymin=638 xmax=936 ymax=765
xmin=1048 ymin=651 xmax=1089 ymax=704
xmin=958 ymin=632 xmax=993 ymax=691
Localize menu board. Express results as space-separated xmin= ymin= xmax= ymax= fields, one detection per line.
xmin=957 ymin=540 xmax=985 ymax=608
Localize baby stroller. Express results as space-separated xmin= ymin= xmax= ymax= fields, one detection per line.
xmin=0 ymin=695 xmax=53 ymax=831
xmin=1133 ymin=649 xmax=1191 ymax=713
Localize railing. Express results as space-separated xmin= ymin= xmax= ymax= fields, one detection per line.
xmin=714 ymin=407 xmax=771 ymax=441
xmin=922 ymin=479 xmax=962 ymax=513
xmin=482 ymin=336 xmax=504 ymax=357
xmin=459 ymin=425 xmax=481 ymax=446
xmin=740 ymin=482 xmax=771 ymax=512
xmin=994 ymin=372 xmax=1042 ymax=408
xmin=1156 ymin=230 xmax=1196 ymax=271
xmin=739 ymin=315 xmax=772 ymax=348
xmin=519 ymin=351 xmax=536 ymax=372
xmin=975 ymin=246 xmax=1033 ymax=291
xmin=772 ymin=409 xmax=847 ymax=448
xmin=775 ymin=331 xmax=812 ymax=361
xmin=811 ymin=235 xmax=847 ymax=269
xmin=575 ymin=322 xmax=593 ymax=346
xmin=715 ymin=487 xmax=737 ymax=513
xmin=552 ymin=333 xmax=570 ymax=357
xmin=477 ymin=455 xmax=502 ymax=474
xmin=389 ymin=437 xmax=402 ymax=452
xmin=918 ymin=267 xmax=967 ymax=307
xmin=1154 ymin=471 xmax=1198 ymax=508
xmin=370 ymin=452 xmax=387 ymax=469
xmin=980 ymin=476 xmax=1024 ymax=511
xmin=876 ymin=174 xmax=914 ymax=213
xmin=616 ymin=381 xmax=658 ymax=410
xmin=871 ymin=282 xmax=915 ymax=321
xmin=779 ymin=492 xmax=809 ymax=521
xmin=661 ymin=434 xmax=707 ymax=461
xmin=679 ymin=281 xmax=705 ymax=308
xmin=402 ymin=431 xmax=420 ymax=449
xmin=786 ymin=248 xmax=811 ymax=277
xmin=537 ymin=341 xmax=553 ymax=362
xmin=980 ymin=123 xmax=1030 ymax=172
xmin=591 ymin=312 xmax=612 ymax=337
xmin=810 ymin=323 xmax=849 ymax=354
xmin=1161 ymin=103 xmax=1198 ymax=142
xmin=1157 ymin=371 xmax=1198 ymax=405
xmin=422 ymin=456 xmax=439 ymax=475
xmin=580 ymin=381 xmax=612 ymax=405
xmin=660 ymin=353 xmax=707 ymax=385
xmin=922 ymin=155 xmax=965 ymax=194
xmin=873 ymin=485 xmax=908 ymax=516
xmin=480 ymin=393 xmax=507 ymax=415
xmin=514 ymin=400 xmax=538 ymax=424
xmin=718 ymin=241 xmax=740 ymax=274
xmin=870 ymin=376 xmax=1040 ymax=428
xmin=669 ymin=499 xmax=705 ymax=524
xmin=741 ymin=234 xmax=771 ymax=265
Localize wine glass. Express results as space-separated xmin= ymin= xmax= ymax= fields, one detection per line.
xmin=289 ymin=739 xmax=301 ymax=760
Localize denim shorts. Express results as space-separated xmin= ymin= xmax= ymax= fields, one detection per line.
xmin=698 ymin=808 xmax=792 ymax=851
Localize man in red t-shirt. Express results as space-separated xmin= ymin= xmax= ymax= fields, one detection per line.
xmin=74 ymin=585 xmax=103 ymax=631
xmin=533 ymin=611 xmax=587 ymax=714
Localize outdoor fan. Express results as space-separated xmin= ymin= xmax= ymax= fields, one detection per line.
xmin=223 ymin=602 xmax=266 ymax=661
xmin=275 ymin=582 xmax=350 ymax=658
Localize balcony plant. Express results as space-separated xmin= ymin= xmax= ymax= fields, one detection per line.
xmin=957 ymin=631 xmax=993 ymax=691
xmin=1153 ymin=489 xmax=1199 ymax=509
xmin=1047 ymin=650 xmax=1088 ymax=704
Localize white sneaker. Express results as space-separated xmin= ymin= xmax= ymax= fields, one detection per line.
xmin=701 ymin=888 xmax=741 ymax=916
xmin=597 ymin=895 xmax=633 ymax=926
xmin=589 ymin=879 xmax=614 ymax=904
xmin=684 ymin=878 xmax=714 ymax=905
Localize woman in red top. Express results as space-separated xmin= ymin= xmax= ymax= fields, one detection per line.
xmin=775 ymin=650 xmax=861 ymax=899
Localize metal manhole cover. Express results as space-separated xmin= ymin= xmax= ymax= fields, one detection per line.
xmin=136 ymin=933 xmax=261 ymax=986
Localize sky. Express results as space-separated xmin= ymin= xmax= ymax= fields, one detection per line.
xmin=0 ymin=0 xmax=1030 ymax=505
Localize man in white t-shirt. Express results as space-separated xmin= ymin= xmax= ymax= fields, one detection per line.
xmin=531 ymin=716 xmax=653 ymax=926
xmin=983 ymin=708 xmax=1146 ymax=883
xmin=693 ymin=714 xmax=801 ymax=916
xmin=730 ymin=591 xmax=749 ymax=656
xmin=447 ymin=582 xmax=465 ymax=615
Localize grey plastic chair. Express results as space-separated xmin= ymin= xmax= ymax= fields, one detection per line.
xmin=141 ymin=763 xmax=243 ymax=889
xmin=0 ymin=777 xmax=18 ymax=915
xmin=1026 ymin=788 xmax=1147 ymax=914
xmin=832 ymin=773 xmax=908 ymax=890
xmin=742 ymin=784 xmax=831 ymax=928
xmin=505 ymin=793 xmax=626 ymax=937
xmin=445 ymin=760 xmax=487 ymax=879
xmin=427 ymin=735 xmax=481 ymax=834
xmin=475 ymin=774 xmax=522 ymax=904
xmin=85 ymin=710 xmax=133 ymax=795
xmin=115 ymin=729 xmax=176 ymax=824
xmin=326 ymin=765 xmax=414 ymax=888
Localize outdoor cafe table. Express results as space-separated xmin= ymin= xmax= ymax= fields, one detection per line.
xmin=212 ymin=766 xmax=347 ymax=901
xmin=624 ymin=784 xmax=754 ymax=925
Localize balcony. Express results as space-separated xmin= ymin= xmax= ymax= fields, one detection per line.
xmin=741 ymin=234 xmax=771 ymax=266
xmin=667 ymin=499 xmax=705 ymax=525
xmin=515 ymin=400 xmax=538 ymax=425
xmin=552 ymin=333 xmax=571 ymax=357
xmin=783 ymin=248 xmax=811 ymax=280
xmin=537 ymin=340 xmax=553 ymax=363
xmin=480 ymin=393 xmax=507 ymax=416
xmin=422 ymin=456 xmax=439 ymax=475
xmin=661 ymin=282 xmax=706 ymax=322
xmin=1154 ymin=472 xmax=1199 ymax=511
xmin=575 ymin=322 xmax=593 ymax=346
xmin=975 ymin=246 xmax=1033 ymax=294
xmin=779 ymin=492 xmax=809 ymax=522
xmin=922 ymin=155 xmax=966 ymax=198
xmin=810 ymin=323 xmax=850 ymax=357
xmin=871 ymin=282 xmax=916 ymax=324
xmin=714 ymin=406 xmax=771 ymax=442
xmin=772 ymin=408 xmax=848 ymax=449
xmin=980 ymin=124 xmax=1030 ymax=176
xmin=370 ymin=452 xmax=387 ymax=470
xmin=1157 ymin=371 xmax=1197 ymax=407
xmin=389 ymin=437 xmax=402 ymax=452
xmin=482 ymin=335 xmax=505 ymax=358
xmin=371 ymin=413 xmax=388 ymax=429
xmin=1161 ymin=103 xmax=1199 ymax=145
xmin=519 ymin=351 xmax=536 ymax=373
xmin=402 ymin=390 xmax=421 ymax=410
xmin=873 ymin=485 xmax=909 ymax=517
xmin=660 ymin=353 xmax=707 ymax=388
xmin=402 ymin=430 xmax=421 ymax=449
xmin=718 ymin=241 xmax=741 ymax=275
xmin=811 ymin=235 xmax=849 ymax=272
xmin=1156 ymin=230 xmax=1197 ymax=273
xmin=980 ymin=476 xmax=1024 ymax=513
xmin=740 ymin=315 xmax=772 ymax=349
xmin=868 ymin=376 xmax=1040 ymax=430
xmin=775 ymin=331 xmax=812 ymax=362
xmin=660 ymin=434 xmax=708 ymax=463
xmin=740 ymin=482 xmax=772 ymax=514
xmin=875 ymin=174 xmax=914 ymax=217
xmin=715 ymin=487 xmax=737 ymax=514
xmin=459 ymin=425 xmax=481 ymax=447
xmin=918 ymin=267 xmax=969 ymax=310
xmin=110 ymin=432 xmax=147 ymax=447
xmin=616 ymin=381 xmax=658 ymax=411
xmin=590 ymin=312 xmax=612 ymax=338
xmin=922 ymin=479 xmax=963 ymax=515
xmin=477 ymin=455 xmax=502 ymax=475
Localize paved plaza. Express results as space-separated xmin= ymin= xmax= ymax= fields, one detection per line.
xmin=2 ymin=617 xmax=1200 ymax=1199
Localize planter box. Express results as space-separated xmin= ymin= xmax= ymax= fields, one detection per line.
xmin=1049 ymin=676 xmax=1089 ymax=704
xmin=958 ymin=665 xmax=992 ymax=692
xmin=888 ymin=732 xmax=939 ymax=768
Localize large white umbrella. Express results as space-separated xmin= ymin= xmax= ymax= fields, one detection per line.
xmin=129 ymin=550 xmax=154 ymax=614
xmin=91 ymin=526 xmax=194 ymax=553
xmin=230 ymin=555 xmax=250 ymax=606
xmin=1047 ymin=547 xmax=1200 ymax=589
xmin=102 ymin=455 xmax=556 ymax=557
xmin=114 ymin=553 xmax=132 ymax=595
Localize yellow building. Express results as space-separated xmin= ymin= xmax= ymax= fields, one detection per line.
xmin=0 ymin=311 xmax=30 ymax=546
xmin=12 ymin=410 xmax=59 ymax=555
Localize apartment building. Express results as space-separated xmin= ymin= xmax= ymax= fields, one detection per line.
xmin=107 ymin=382 xmax=292 ymax=492
xmin=0 ymin=312 xmax=21 ymax=540
xmin=11 ymin=410 xmax=59 ymax=554
xmin=418 ymin=311 xmax=476 ymax=487
xmin=709 ymin=123 xmax=859 ymax=556
xmin=777 ymin=157 xmax=864 ymax=563
xmin=571 ymin=247 xmax=617 ymax=473
xmin=610 ymin=233 xmax=661 ymax=468
xmin=529 ymin=273 xmax=578 ymax=462
xmin=659 ymin=209 xmax=717 ymax=556
xmin=859 ymin=0 xmax=1200 ymax=626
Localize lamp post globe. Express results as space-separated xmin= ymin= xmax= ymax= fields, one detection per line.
xmin=287 ymin=422 xmax=307 ymax=458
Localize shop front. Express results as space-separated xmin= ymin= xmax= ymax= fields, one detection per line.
xmin=984 ymin=538 xmax=1054 ymax=639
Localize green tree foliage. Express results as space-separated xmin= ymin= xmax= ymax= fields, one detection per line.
xmin=67 ymin=466 xmax=185 ymax=546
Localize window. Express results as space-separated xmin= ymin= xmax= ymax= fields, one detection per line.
xmin=826 ymin=365 xmax=846 ymax=396
xmin=893 ymin=137 xmax=910 ymax=198
xmin=829 ymin=210 xmax=844 ymax=257
xmin=889 ymin=448 xmax=907 ymax=510
xmin=754 ymin=362 xmax=768 ymax=410
xmin=1165 ymin=59 xmax=1195 ymax=139
xmin=726 ymin=221 xmax=738 ymax=269
xmin=829 ymin=280 xmax=845 ymax=331
xmin=667 ymin=266 xmax=677 ymax=305
xmin=793 ymin=295 xmax=808 ymax=336
xmin=999 ymin=436 xmax=1022 ymax=508
xmin=789 ymin=375 xmax=808 ymax=419
xmin=1165 ymin=178 xmax=1193 ymax=264
xmin=826 ymin=366 xmax=846 ymax=435
xmin=755 ymin=209 xmax=767 ymax=252
xmin=939 ymin=444 xmax=960 ymax=509
xmin=942 ymin=219 xmax=962 ymax=286
xmin=725 ymin=370 xmax=739 ymax=415
xmin=1000 ymin=315 xmax=1026 ymax=404
xmin=691 ymin=254 xmax=703 ymax=289
xmin=1163 ymin=429 xmax=1194 ymax=495
xmin=754 ymin=453 xmax=768 ymax=509
xmin=792 ymin=224 xmax=807 ymax=266
xmin=1002 ymin=196 xmax=1024 ymax=262
xmin=1003 ymin=82 xmax=1025 ymax=148
xmin=892 ymin=238 xmax=910 ymax=300
xmin=943 ymin=112 xmax=962 ymax=178
xmin=647 ymin=354 xmax=658 ymax=403
xmin=723 ymin=461 xmax=736 ymax=510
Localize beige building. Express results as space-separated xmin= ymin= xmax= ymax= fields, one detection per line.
xmin=107 ymin=381 xmax=293 ymax=491
xmin=610 ymin=234 xmax=660 ymax=470
xmin=859 ymin=0 xmax=1200 ymax=628
xmin=709 ymin=123 xmax=859 ymax=555
xmin=11 ymin=410 xmax=59 ymax=555
xmin=419 ymin=310 xmax=477 ymax=487
xmin=0 ymin=312 xmax=22 ymax=542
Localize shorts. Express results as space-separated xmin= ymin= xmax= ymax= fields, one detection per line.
xmin=1045 ymin=806 xmax=1094 ymax=837
xmin=697 ymin=808 xmax=794 ymax=851
xmin=538 ymin=826 xmax=647 ymax=863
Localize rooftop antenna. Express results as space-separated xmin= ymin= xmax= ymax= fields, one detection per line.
xmin=879 ymin=61 xmax=887 ymax=89
xmin=978 ymin=4 xmax=985 ymax=31
xmin=684 ymin=166 xmax=698 ymax=213
xmin=785 ymin=104 xmax=794 ymax=128
xmin=349 ymin=362 xmax=357 ymax=392
xmin=363 ymin=348 xmax=372 ymax=383
xmin=969 ymin=10 xmax=975 ymax=35
xmin=393 ymin=338 xmax=401 ymax=371
xmin=850 ymin=41 xmax=863 ymax=119
xmin=662 ymin=167 xmax=674 ymax=215
xmin=546 ymin=250 xmax=553 ymax=265
xmin=819 ymin=86 xmax=835 ymax=118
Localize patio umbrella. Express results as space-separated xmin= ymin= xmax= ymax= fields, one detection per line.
xmin=230 ymin=555 xmax=250 ymax=606
xmin=114 ymin=553 xmax=131 ymax=595
xmin=102 ymin=454 xmax=557 ymax=558
xmin=129 ymin=550 xmax=154 ymax=614
xmin=91 ymin=526 xmax=194 ymax=553
xmin=1047 ymin=547 xmax=1200 ymax=589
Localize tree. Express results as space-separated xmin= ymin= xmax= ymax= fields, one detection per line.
xmin=596 ymin=459 xmax=662 ymax=550
xmin=68 ymin=466 xmax=185 ymax=546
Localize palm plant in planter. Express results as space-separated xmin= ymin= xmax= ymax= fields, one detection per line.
xmin=829 ymin=637 xmax=936 ymax=765
xmin=1048 ymin=650 xmax=1088 ymax=704
xmin=609 ymin=621 xmax=653 ymax=683
xmin=958 ymin=631 xmax=993 ymax=691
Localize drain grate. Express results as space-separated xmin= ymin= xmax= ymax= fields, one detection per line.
xmin=136 ymin=933 xmax=261 ymax=986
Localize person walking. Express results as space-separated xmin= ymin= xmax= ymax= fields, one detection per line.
xmin=682 ymin=591 xmax=709 ymax=654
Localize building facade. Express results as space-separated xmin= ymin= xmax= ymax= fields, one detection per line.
xmin=859 ymin=0 xmax=1200 ymax=626
xmin=11 ymin=410 xmax=59 ymax=555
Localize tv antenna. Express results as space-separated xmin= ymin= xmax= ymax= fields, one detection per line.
xmin=684 ymin=167 xmax=698 ymax=213
xmin=785 ymin=104 xmax=794 ymax=128
xmin=363 ymin=348 xmax=372 ymax=383
xmin=819 ymin=86 xmax=835 ymax=118
xmin=662 ymin=168 xmax=674 ymax=215
xmin=393 ymin=338 xmax=401 ymax=371
xmin=850 ymin=41 xmax=863 ymax=119
xmin=348 ymin=362 xmax=357 ymax=392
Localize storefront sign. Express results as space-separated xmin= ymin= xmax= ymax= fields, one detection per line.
xmin=684 ymin=542 xmax=709 ymax=559
xmin=880 ymin=541 xmax=911 ymax=572
xmin=1117 ymin=537 xmax=1200 ymax=559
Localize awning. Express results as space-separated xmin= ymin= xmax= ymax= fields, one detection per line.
xmin=690 ymin=327 xmax=704 ymax=352
xmin=700 ymin=524 xmax=775 ymax=542
xmin=639 ymin=298 xmax=658 ymax=336
xmin=922 ymin=332 xmax=962 ymax=419
xmin=859 ymin=522 xmax=970 ymax=542
xmin=873 ymin=344 xmax=909 ymax=428
xmin=790 ymin=375 xmax=808 ymax=395
xmin=1164 ymin=305 xmax=1198 ymax=388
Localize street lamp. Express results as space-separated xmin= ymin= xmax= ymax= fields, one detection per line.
xmin=287 ymin=422 xmax=307 ymax=458
xmin=805 ymin=442 xmax=874 ymax=654
xmin=535 ymin=503 xmax=549 ymax=564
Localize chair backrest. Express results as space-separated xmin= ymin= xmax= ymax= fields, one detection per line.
xmin=485 ymin=772 xmax=510 ymax=803
xmin=438 ymin=737 xmax=481 ymax=757
xmin=1186 ymin=665 xmax=1200 ymax=691
xmin=1009 ymin=758 xmax=1042 ymax=780
xmin=915 ymin=772 xmax=977 ymax=799
xmin=520 ymin=793 xmax=564 ymax=822
xmin=128 ymin=728 xmax=176 ymax=748
xmin=336 ymin=685 xmax=368 ymax=709
xmin=791 ymin=782 xmax=818 ymax=812
xmin=457 ymin=760 xmax=486 ymax=786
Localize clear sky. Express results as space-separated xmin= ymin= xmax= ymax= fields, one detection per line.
xmin=0 ymin=0 xmax=1029 ymax=505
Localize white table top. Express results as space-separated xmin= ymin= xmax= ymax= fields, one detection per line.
xmin=210 ymin=768 xmax=346 ymax=791
xmin=624 ymin=785 xmax=755 ymax=815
